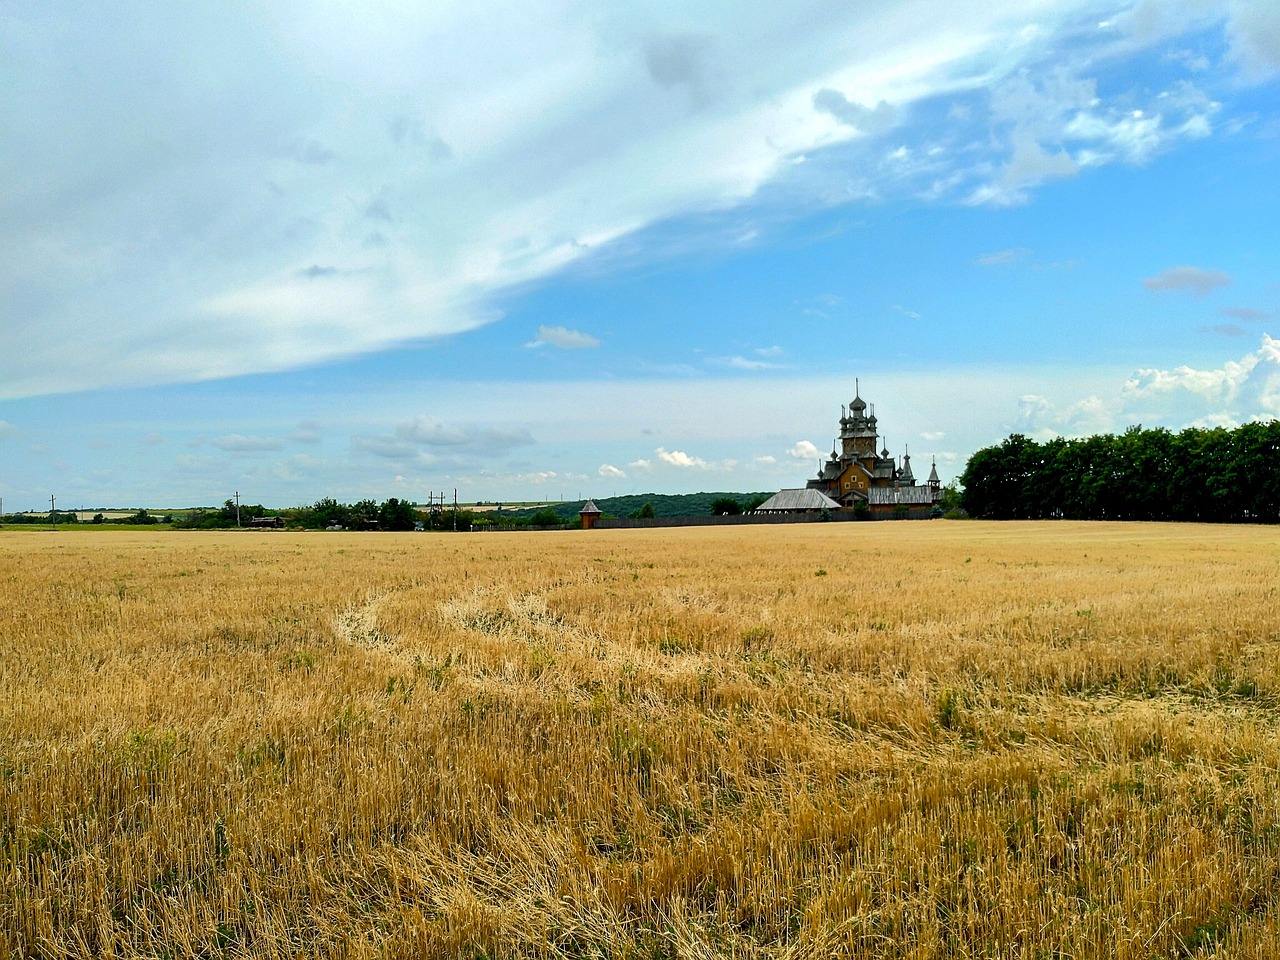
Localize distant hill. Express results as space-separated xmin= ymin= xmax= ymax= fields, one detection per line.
xmin=504 ymin=492 xmax=775 ymax=521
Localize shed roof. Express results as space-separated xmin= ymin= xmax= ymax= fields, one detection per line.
xmin=754 ymin=488 xmax=842 ymax=512
xmin=578 ymin=500 xmax=602 ymax=515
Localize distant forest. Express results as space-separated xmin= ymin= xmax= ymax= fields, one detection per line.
xmin=960 ymin=421 xmax=1280 ymax=522
xmin=504 ymin=492 xmax=774 ymax=523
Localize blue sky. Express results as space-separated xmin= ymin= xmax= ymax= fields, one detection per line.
xmin=2 ymin=1 xmax=1278 ymax=511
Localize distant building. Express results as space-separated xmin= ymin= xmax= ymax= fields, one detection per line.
xmin=803 ymin=382 xmax=942 ymax=517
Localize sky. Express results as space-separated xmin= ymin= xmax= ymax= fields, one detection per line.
xmin=2 ymin=1 xmax=1279 ymax=511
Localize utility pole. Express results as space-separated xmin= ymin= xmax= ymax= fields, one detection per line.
xmin=50 ymin=494 xmax=56 ymax=531
xmin=453 ymin=488 xmax=458 ymax=532
xmin=234 ymin=491 xmax=241 ymax=528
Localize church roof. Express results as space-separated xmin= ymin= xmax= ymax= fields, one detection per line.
xmin=755 ymin=488 xmax=841 ymax=512
xmin=868 ymin=486 xmax=937 ymax=506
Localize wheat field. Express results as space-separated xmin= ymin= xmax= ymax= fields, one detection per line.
xmin=3 ymin=522 xmax=1280 ymax=959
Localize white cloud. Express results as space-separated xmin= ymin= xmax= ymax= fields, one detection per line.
xmin=788 ymin=440 xmax=822 ymax=460
xmin=526 ymin=325 xmax=602 ymax=349
xmin=1014 ymin=335 xmax=1280 ymax=440
xmin=628 ymin=458 xmax=653 ymax=470
xmin=1142 ymin=265 xmax=1232 ymax=296
xmin=1014 ymin=393 xmax=1120 ymax=438
xmin=1123 ymin=335 xmax=1276 ymax=405
xmin=598 ymin=463 xmax=626 ymax=478
xmin=656 ymin=447 xmax=709 ymax=469
xmin=715 ymin=355 xmax=779 ymax=371
xmin=754 ymin=454 xmax=778 ymax=464
xmin=921 ymin=431 xmax=946 ymax=441
xmin=965 ymin=68 xmax=1221 ymax=206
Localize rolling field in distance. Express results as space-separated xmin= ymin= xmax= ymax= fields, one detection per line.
xmin=3 ymin=522 xmax=1280 ymax=958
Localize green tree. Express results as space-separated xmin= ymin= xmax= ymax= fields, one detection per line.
xmin=351 ymin=499 xmax=380 ymax=528
xmin=378 ymin=498 xmax=418 ymax=531
xmin=530 ymin=508 xmax=561 ymax=527
xmin=308 ymin=497 xmax=350 ymax=529
xmin=710 ymin=497 xmax=741 ymax=516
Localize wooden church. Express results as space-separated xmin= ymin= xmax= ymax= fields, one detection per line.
xmin=803 ymin=382 xmax=942 ymax=517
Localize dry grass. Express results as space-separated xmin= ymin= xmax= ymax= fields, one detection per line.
xmin=3 ymin=522 xmax=1280 ymax=958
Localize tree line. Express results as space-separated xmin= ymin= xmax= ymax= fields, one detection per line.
xmin=959 ymin=421 xmax=1280 ymax=522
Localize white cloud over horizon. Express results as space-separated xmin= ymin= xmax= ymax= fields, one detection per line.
xmin=1014 ymin=334 xmax=1280 ymax=437
xmin=3 ymin=335 xmax=1280 ymax=509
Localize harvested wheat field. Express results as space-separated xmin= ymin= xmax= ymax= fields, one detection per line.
xmin=3 ymin=522 xmax=1280 ymax=959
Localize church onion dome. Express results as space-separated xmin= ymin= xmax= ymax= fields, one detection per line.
xmin=851 ymin=379 xmax=867 ymax=412
xmin=881 ymin=446 xmax=890 ymax=459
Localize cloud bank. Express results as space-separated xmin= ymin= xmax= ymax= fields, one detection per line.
xmin=4 ymin=1 xmax=1272 ymax=399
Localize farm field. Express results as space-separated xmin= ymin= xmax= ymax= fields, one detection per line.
xmin=3 ymin=523 xmax=1280 ymax=958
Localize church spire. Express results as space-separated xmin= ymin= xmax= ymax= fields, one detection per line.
xmin=850 ymin=378 xmax=867 ymax=414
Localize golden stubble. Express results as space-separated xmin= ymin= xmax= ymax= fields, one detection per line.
xmin=2 ymin=522 xmax=1280 ymax=958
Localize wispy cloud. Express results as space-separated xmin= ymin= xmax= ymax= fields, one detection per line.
xmin=713 ymin=355 xmax=780 ymax=371
xmin=598 ymin=463 xmax=626 ymax=478
xmin=526 ymin=325 xmax=601 ymax=349
xmin=7 ymin=1 xmax=1260 ymax=399
xmin=1142 ymin=265 xmax=1231 ymax=296
xmin=212 ymin=434 xmax=284 ymax=453
xmin=974 ymin=247 xmax=1032 ymax=266
xmin=1221 ymin=306 xmax=1275 ymax=321
xmin=353 ymin=416 xmax=534 ymax=465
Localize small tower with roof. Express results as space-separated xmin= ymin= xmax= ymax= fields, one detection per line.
xmin=578 ymin=499 xmax=602 ymax=530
